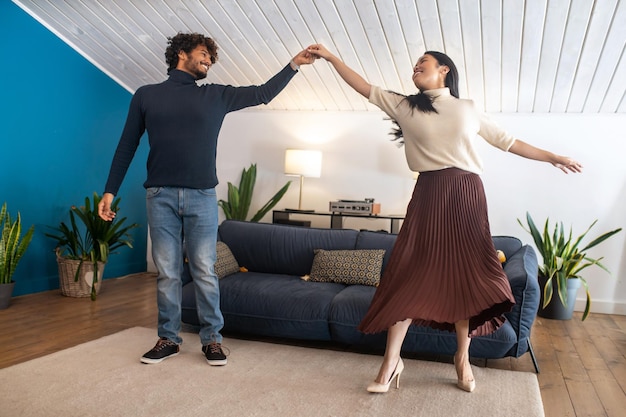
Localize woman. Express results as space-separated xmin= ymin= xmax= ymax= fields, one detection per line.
xmin=307 ymin=44 xmax=582 ymax=393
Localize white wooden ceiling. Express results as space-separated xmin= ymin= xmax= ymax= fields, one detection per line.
xmin=14 ymin=0 xmax=626 ymax=113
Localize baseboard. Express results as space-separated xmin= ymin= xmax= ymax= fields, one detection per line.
xmin=575 ymin=298 xmax=626 ymax=315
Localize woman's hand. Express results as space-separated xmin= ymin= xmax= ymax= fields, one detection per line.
xmin=552 ymin=155 xmax=583 ymax=174
xmin=306 ymin=44 xmax=334 ymax=61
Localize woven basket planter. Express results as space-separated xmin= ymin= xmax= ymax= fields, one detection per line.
xmin=56 ymin=254 xmax=105 ymax=298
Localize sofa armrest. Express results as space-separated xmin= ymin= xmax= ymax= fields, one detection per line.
xmin=502 ymin=244 xmax=539 ymax=356
xmin=492 ymin=236 xmax=522 ymax=259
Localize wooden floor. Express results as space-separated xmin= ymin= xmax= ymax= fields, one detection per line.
xmin=1 ymin=273 xmax=625 ymax=417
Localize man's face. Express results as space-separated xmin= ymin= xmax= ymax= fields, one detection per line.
xmin=177 ymin=44 xmax=213 ymax=80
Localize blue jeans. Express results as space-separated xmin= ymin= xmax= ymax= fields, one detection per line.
xmin=146 ymin=187 xmax=224 ymax=345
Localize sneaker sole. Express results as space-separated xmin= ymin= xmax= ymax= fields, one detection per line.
xmin=140 ymin=352 xmax=179 ymax=364
xmin=206 ymin=358 xmax=227 ymax=366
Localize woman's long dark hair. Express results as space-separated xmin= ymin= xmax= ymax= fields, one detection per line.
xmin=390 ymin=51 xmax=459 ymax=144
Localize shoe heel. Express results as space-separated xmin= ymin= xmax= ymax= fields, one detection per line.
xmin=366 ymin=358 xmax=404 ymax=393
xmin=454 ymin=356 xmax=475 ymax=392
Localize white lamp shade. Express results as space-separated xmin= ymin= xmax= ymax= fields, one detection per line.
xmin=284 ymin=149 xmax=322 ymax=178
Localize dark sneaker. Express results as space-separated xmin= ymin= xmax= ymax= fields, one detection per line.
xmin=202 ymin=342 xmax=228 ymax=366
xmin=140 ymin=337 xmax=180 ymax=364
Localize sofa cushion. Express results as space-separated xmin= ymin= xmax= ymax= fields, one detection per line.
xmin=328 ymin=285 xmax=386 ymax=348
xmin=308 ymin=249 xmax=385 ymax=286
xmin=218 ymin=220 xmax=359 ymax=276
xmin=214 ymin=241 xmax=240 ymax=279
xmin=354 ymin=231 xmax=397 ymax=272
xmin=214 ymin=272 xmax=346 ymax=340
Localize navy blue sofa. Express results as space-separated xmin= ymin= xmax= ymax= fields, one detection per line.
xmin=181 ymin=220 xmax=540 ymax=370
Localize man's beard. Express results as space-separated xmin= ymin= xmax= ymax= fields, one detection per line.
xmin=185 ymin=60 xmax=208 ymax=80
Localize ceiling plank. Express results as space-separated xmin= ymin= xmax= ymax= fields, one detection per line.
xmin=415 ymin=0 xmax=445 ymax=52
xmin=312 ymin=0 xmax=371 ymax=110
xmin=566 ymin=0 xmax=620 ymax=112
xmin=500 ymin=0 xmax=524 ymax=112
xmin=585 ymin=0 xmax=626 ymax=112
xmin=534 ymin=0 xmax=570 ymax=112
xmin=373 ymin=0 xmax=416 ymax=94
xmin=437 ymin=0 xmax=468 ymax=98
xmin=481 ymin=0 xmax=503 ymax=113
xmin=517 ymin=0 xmax=547 ymax=112
xmin=550 ymin=0 xmax=594 ymax=112
xmin=458 ymin=0 xmax=484 ymax=105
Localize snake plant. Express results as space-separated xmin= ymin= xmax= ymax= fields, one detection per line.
xmin=518 ymin=212 xmax=622 ymax=320
xmin=0 ymin=203 xmax=35 ymax=284
xmin=218 ymin=164 xmax=290 ymax=222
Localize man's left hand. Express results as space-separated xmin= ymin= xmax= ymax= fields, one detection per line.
xmin=292 ymin=49 xmax=317 ymax=67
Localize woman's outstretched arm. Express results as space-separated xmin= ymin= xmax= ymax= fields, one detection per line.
xmin=307 ymin=44 xmax=371 ymax=98
xmin=508 ymin=140 xmax=583 ymax=174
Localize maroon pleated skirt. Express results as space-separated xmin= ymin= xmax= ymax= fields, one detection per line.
xmin=358 ymin=168 xmax=515 ymax=337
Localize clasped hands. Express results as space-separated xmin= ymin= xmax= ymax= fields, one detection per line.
xmin=292 ymin=44 xmax=332 ymax=67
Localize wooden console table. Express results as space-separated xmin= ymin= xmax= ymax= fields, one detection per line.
xmin=272 ymin=210 xmax=404 ymax=234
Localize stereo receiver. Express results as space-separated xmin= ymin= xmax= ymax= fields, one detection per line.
xmin=329 ymin=199 xmax=380 ymax=215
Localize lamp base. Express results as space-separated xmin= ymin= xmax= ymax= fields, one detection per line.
xmin=284 ymin=208 xmax=316 ymax=213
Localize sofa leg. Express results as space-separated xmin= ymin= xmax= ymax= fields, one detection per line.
xmin=528 ymin=340 xmax=540 ymax=373
xmin=485 ymin=342 xmax=540 ymax=373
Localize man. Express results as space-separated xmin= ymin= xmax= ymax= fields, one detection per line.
xmin=98 ymin=32 xmax=315 ymax=365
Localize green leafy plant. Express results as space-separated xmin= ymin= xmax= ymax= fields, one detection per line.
xmin=218 ymin=164 xmax=290 ymax=222
xmin=45 ymin=193 xmax=139 ymax=299
xmin=0 ymin=203 xmax=35 ymax=284
xmin=518 ymin=212 xmax=622 ymax=320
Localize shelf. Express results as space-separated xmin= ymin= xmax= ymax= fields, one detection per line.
xmin=272 ymin=210 xmax=404 ymax=233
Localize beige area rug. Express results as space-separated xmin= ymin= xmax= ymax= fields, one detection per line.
xmin=0 ymin=327 xmax=543 ymax=417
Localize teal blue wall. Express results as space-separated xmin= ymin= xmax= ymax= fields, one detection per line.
xmin=1 ymin=2 xmax=149 ymax=296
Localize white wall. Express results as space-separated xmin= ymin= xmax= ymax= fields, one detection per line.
xmin=211 ymin=109 xmax=626 ymax=316
xmin=482 ymin=112 xmax=626 ymax=315
xmin=217 ymin=110 xmax=414 ymax=226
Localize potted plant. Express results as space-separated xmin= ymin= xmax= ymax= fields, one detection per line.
xmin=0 ymin=203 xmax=35 ymax=309
xmin=518 ymin=212 xmax=622 ymax=320
xmin=46 ymin=193 xmax=139 ymax=300
xmin=219 ymin=163 xmax=290 ymax=222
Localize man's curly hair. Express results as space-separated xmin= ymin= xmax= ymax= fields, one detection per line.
xmin=165 ymin=32 xmax=218 ymax=73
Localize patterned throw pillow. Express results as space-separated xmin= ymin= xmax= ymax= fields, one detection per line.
xmin=215 ymin=241 xmax=240 ymax=279
xmin=307 ymin=249 xmax=385 ymax=287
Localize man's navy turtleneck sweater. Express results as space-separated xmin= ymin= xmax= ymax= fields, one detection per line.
xmin=104 ymin=64 xmax=297 ymax=195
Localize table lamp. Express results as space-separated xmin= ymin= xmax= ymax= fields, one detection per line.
xmin=284 ymin=149 xmax=322 ymax=212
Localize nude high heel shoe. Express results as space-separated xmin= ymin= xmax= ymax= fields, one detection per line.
xmin=367 ymin=358 xmax=404 ymax=393
xmin=457 ymin=377 xmax=476 ymax=393
xmin=454 ymin=357 xmax=475 ymax=393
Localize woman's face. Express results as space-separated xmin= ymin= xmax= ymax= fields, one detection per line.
xmin=412 ymin=54 xmax=448 ymax=91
